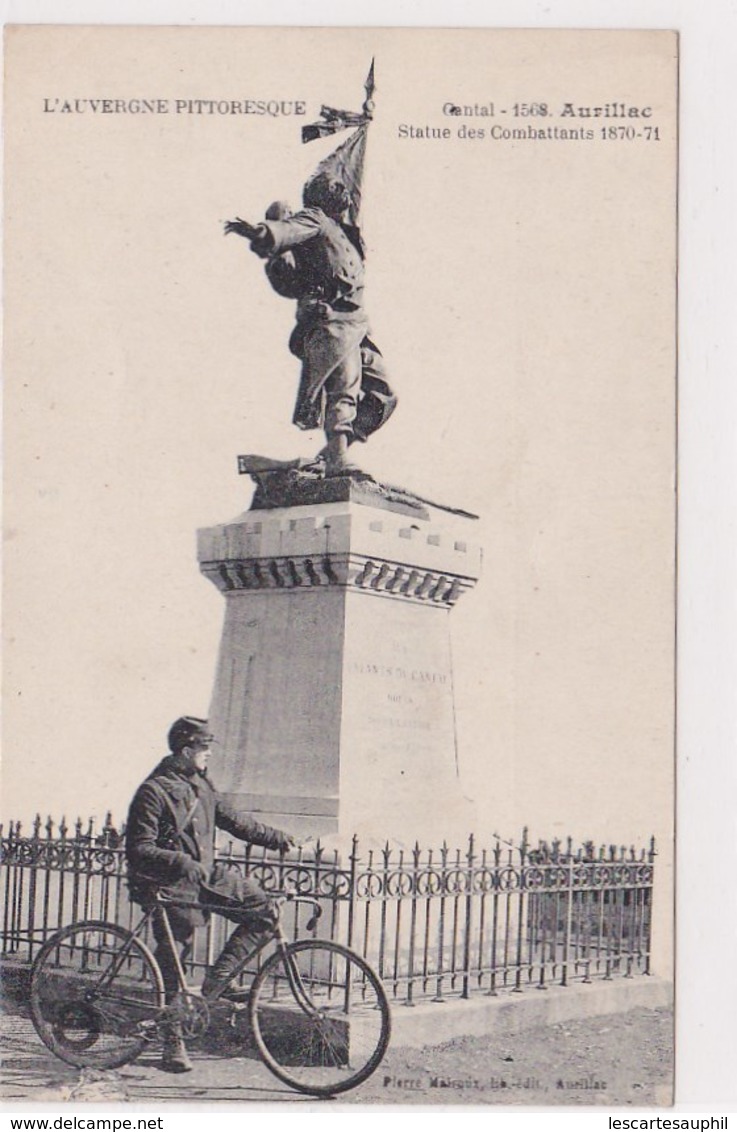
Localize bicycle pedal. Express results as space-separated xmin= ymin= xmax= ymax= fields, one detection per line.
xmin=135 ymin=1020 xmax=161 ymax=1043
xmin=228 ymin=1004 xmax=249 ymax=1027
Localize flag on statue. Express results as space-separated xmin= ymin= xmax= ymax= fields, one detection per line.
xmin=302 ymin=61 xmax=375 ymax=230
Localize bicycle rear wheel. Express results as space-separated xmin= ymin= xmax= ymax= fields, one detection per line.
xmin=249 ymin=939 xmax=391 ymax=1096
xmin=30 ymin=921 xmax=165 ymax=1069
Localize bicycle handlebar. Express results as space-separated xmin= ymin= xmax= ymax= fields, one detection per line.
xmin=274 ymin=887 xmax=323 ymax=931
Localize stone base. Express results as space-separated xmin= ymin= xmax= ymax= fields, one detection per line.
xmin=388 ymin=975 xmax=674 ymax=1050
xmin=198 ymin=480 xmax=481 ymax=847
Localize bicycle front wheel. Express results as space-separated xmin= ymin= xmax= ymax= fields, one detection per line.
xmin=29 ymin=921 xmax=165 ymax=1069
xmin=249 ymin=939 xmax=391 ymax=1097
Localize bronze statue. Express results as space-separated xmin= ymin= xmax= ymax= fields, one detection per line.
xmin=225 ymin=64 xmax=396 ymax=478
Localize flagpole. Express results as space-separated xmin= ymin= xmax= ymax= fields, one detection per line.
xmin=363 ymin=58 xmax=376 ymax=119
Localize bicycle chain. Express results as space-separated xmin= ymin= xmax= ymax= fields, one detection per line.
xmin=169 ymin=993 xmax=211 ymax=1039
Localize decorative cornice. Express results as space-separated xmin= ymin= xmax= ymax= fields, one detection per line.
xmin=200 ymin=553 xmax=476 ymax=606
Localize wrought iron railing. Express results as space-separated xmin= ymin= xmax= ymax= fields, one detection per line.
xmin=0 ymin=816 xmax=655 ymax=1003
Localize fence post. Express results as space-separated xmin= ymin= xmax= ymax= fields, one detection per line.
xmin=461 ymin=833 xmax=475 ymax=1000
xmin=378 ymin=841 xmax=390 ymax=983
xmin=25 ymin=815 xmax=42 ymax=960
xmin=392 ymin=846 xmax=403 ymax=999
xmin=346 ymin=834 xmax=358 ymax=952
xmin=513 ymin=828 xmax=528 ymax=992
xmin=581 ymin=843 xmax=593 ymax=984
xmin=405 ymin=842 xmax=420 ymax=1006
xmin=71 ymin=817 xmax=83 ymax=928
xmin=361 ymin=847 xmax=374 ymax=963
xmin=561 ymin=836 xmax=573 ymax=987
xmin=644 ymin=837 xmax=656 ymax=975
xmin=10 ymin=821 xmax=23 ymax=952
xmin=2 ymin=822 xmax=13 ymax=951
xmin=486 ymin=836 xmax=501 ymax=996
xmin=432 ymin=841 xmax=448 ymax=1002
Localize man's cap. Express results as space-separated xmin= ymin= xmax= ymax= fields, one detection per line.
xmin=168 ymin=716 xmax=214 ymax=753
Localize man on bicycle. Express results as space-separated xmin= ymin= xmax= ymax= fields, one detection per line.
xmin=125 ymin=716 xmax=295 ymax=1073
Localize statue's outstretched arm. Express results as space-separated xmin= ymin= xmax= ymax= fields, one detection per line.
xmin=224 ymin=217 xmax=264 ymax=240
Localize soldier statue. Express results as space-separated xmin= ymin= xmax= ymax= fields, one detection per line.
xmin=225 ymin=170 xmax=397 ymax=476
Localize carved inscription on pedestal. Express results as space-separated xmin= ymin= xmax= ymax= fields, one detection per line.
xmin=342 ymin=600 xmax=459 ymax=787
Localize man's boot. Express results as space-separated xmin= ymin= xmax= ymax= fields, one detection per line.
xmin=160 ymin=1024 xmax=193 ymax=1074
xmin=201 ymin=925 xmax=270 ymax=1001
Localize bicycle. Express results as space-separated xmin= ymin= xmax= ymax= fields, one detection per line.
xmin=28 ymin=889 xmax=391 ymax=1097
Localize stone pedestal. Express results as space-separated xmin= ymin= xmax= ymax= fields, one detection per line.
xmin=198 ymin=479 xmax=481 ymax=846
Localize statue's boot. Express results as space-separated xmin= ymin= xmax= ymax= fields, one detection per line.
xmin=298 ymin=448 xmax=328 ymax=474
xmin=201 ymin=925 xmax=271 ymax=1002
xmin=324 ymin=434 xmax=362 ymax=477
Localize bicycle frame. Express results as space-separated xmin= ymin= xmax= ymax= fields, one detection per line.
xmin=129 ymin=891 xmax=329 ymax=1007
xmin=64 ymin=891 xmax=337 ymax=1026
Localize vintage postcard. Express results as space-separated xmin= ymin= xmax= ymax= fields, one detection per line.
xmin=2 ymin=26 xmax=677 ymax=1107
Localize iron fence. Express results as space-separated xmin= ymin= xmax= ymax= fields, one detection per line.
xmin=0 ymin=816 xmax=655 ymax=1003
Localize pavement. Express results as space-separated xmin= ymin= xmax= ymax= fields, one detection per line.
xmin=1 ymin=1006 xmax=318 ymax=1105
xmin=1 ymin=992 xmax=674 ymax=1108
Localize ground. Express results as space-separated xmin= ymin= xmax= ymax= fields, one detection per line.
xmin=355 ymin=1005 xmax=674 ymax=1106
xmin=1 ymin=999 xmax=673 ymax=1107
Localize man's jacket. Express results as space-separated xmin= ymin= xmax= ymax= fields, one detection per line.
xmin=125 ymin=755 xmax=290 ymax=909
